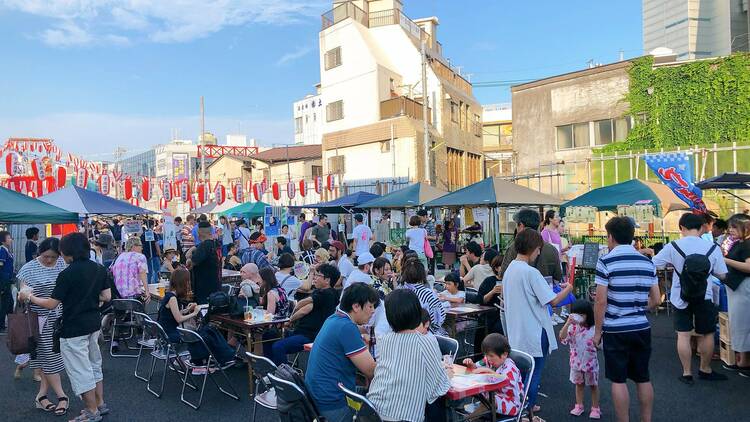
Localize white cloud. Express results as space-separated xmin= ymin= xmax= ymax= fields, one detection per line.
xmin=276 ymin=45 xmax=315 ymax=66
xmin=0 ymin=112 xmax=293 ymax=159
xmin=1 ymin=0 xmax=327 ymax=47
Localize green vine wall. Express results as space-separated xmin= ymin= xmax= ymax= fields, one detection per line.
xmin=601 ymin=54 xmax=750 ymax=152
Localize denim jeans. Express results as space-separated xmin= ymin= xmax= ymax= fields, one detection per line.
xmin=319 ymin=406 xmax=354 ymax=422
xmin=268 ymin=332 xmax=312 ymax=366
xmin=527 ymin=329 xmax=550 ymax=408
xmin=147 ymin=256 xmax=161 ymax=284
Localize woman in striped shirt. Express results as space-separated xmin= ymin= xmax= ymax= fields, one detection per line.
xmin=398 ymin=258 xmax=446 ymax=335
xmin=367 ymin=289 xmax=452 ymax=422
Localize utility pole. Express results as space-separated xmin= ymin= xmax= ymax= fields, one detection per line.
xmin=200 ymin=96 xmax=206 ymax=181
xmin=286 ymin=144 xmax=292 ymax=207
xmin=420 ymin=39 xmax=431 ymax=186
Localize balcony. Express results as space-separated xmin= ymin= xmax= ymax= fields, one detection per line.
xmin=321 ymin=2 xmax=367 ymax=30
xmin=380 ymin=96 xmax=432 ymax=124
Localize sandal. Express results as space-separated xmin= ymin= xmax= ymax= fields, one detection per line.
xmin=55 ymin=397 xmax=69 ymax=416
xmin=35 ymin=395 xmax=56 ymax=412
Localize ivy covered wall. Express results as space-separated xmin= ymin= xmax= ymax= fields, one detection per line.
xmin=601 ymin=54 xmax=750 ymax=152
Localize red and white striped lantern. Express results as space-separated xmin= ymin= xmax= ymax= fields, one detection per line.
xmin=314 ymin=176 xmax=322 ymax=194
xmin=299 ymin=179 xmax=307 ymax=197
xmin=179 ymin=181 xmax=190 ymax=202
xmin=272 ymin=182 xmax=281 ymax=201
xmin=188 ymin=194 xmax=196 ymax=210
xmin=287 ymin=181 xmax=296 ymax=199
xmin=31 ymin=158 xmax=46 ymax=180
xmin=233 ymin=182 xmax=244 ymax=203
xmin=162 ymin=180 xmax=173 ymax=202
xmin=75 ymin=167 xmax=89 ymax=187
xmin=252 ymin=183 xmax=261 ymax=201
xmin=4 ymin=152 xmax=19 ymax=176
xmin=326 ymin=174 xmax=335 ymax=191
xmin=214 ymin=183 xmax=226 ymax=205
xmin=98 ymin=173 xmax=111 ymax=196
xmin=159 ymin=197 xmax=168 ymax=210
xmin=129 ymin=197 xmax=140 ymax=207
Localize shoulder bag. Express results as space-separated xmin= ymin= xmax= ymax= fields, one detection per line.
xmin=6 ymin=301 xmax=39 ymax=356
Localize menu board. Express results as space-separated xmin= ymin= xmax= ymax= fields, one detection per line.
xmin=618 ymin=204 xmax=655 ymax=224
xmin=565 ymin=206 xmax=597 ymax=223
xmin=581 ymin=242 xmax=600 ymax=270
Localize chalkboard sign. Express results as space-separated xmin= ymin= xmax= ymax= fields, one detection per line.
xmin=581 ymin=242 xmax=600 ymax=270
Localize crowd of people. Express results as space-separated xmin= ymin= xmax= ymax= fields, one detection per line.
xmin=1 ymin=204 xmax=748 ymax=422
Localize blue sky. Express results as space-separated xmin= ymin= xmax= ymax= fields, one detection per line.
xmin=0 ymin=1 xmax=642 ymax=159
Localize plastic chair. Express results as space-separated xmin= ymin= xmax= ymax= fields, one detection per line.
xmin=267 ymin=372 xmax=324 ymax=422
xmin=338 ymin=382 xmax=383 ymax=421
xmin=435 ymin=335 xmax=459 ymax=360
xmin=176 ymin=327 xmax=240 ymax=410
xmin=109 ymin=299 xmax=145 ymax=358
xmin=141 ymin=318 xmax=190 ymax=397
xmin=465 ymin=287 xmax=480 ymax=304
xmin=497 ymin=350 xmax=535 ymax=422
xmin=246 ymin=352 xmax=279 ymax=422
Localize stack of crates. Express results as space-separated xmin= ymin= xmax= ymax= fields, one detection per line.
xmin=719 ymin=312 xmax=735 ymax=366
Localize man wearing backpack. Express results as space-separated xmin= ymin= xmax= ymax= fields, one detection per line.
xmin=653 ymin=213 xmax=728 ymax=384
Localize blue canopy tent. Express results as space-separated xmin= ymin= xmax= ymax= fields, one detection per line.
xmin=39 ymin=185 xmax=156 ymax=216
xmin=300 ymin=191 xmax=381 ymax=214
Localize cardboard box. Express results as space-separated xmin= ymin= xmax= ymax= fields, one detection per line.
xmin=720 ymin=340 xmax=736 ymax=366
xmin=719 ymin=312 xmax=730 ymax=342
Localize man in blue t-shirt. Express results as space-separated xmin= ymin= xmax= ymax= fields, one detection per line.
xmin=305 ymin=283 xmax=379 ymax=422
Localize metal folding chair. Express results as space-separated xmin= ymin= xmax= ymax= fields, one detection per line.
xmin=109 ymin=299 xmax=145 ymax=358
xmin=177 ymin=327 xmax=240 ymax=410
xmin=246 ymin=352 xmax=278 ymax=421
xmin=338 ymin=382 xmax=383 ymax=421
xmin=141 ymin=318 xmax=190 ymax=397
xmin=267 ymin=372 xmax=324 ymax=421
xmin=133 ymin=312 xmax=157 ymax=381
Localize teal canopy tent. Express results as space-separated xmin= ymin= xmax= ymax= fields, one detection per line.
xmin=424 ymin=177 xmax=562 ymax=208
xmin=221 ymin=201 xmax=270 ymax=219
xmin=0 ymin=186 xmax=79 ymax=224
xmin=359 ymin=183 xmax=447 ymax=209
xmin=300 ymin=191 xmax=380 ymax=214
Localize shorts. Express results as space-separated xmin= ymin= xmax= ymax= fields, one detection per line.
xmin=570 ymin=369 xmax=599 ymax=386
xmin=60 ymin=331 xmax=104 ymax=396
xmin=674 ymin=300 xmax=717 ymax=335
xmin=602 ymin=329 xmax=651 ymax=384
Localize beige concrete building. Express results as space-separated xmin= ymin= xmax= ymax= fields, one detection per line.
xmin=482 ymin=103 xmax=514 ymax=178
xmin=318 ymin=0 xmax=483 ymax=194
xmin=207 ymin=144 xmax=323 ymax=207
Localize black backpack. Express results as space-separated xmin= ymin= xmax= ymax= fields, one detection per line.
xmin=671 ymin=241 xmax=717 ymax=304
xmin=206 ymin=291 xmax=243 ymax=318
xmin=273 ymin=364 xmax=322 ymax=422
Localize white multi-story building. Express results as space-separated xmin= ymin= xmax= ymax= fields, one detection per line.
xmin=317 ymin=0 xmax=484 ymax=196
xmin=294 ymin=86 xmax=324 ymax=145
xmin=643 ymin=0 xmax=749 ymax=60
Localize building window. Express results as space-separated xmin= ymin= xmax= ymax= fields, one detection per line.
xmin=594 ymin=119 xmax=613 ymax=145
xmin=483 ymin=124 xmax=500 ymax=148
xmin=613 ymin=117 xmax=631 ymax=141
xmin=311 ymin=165 xmax=323 ymax=177
xmin=557 ymin=123 xmax=590 ymax=150
xmin=473 ymin=114 xmax=482 ymax=137
xmin=325 ymin=47 xmax=342 ymax=70
xmin=328 ymin=155 xmax=345 ymax=173
xmin=450 ymin=102 xmax=458 ymax=123
xmin=380 ymin=140 xmax=391 ymax=153
xmin=326 ymin=100 xmax=344 ymax=122
xmin=295 ymin=117 xmax=303 ymax=134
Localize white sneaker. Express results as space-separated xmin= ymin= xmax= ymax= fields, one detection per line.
xmin=551 ymin=314 xmax=564 ymax=325
xmin=560 ymin=308 xmax=570 ymax=318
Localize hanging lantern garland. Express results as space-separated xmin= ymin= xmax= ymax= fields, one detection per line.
xmin=233 ymin=182 xmax=244 ymax=203
xmin=287 ymin=180 xmax=296 ymax=199
xmin=215 ymin=183 xmax=226 ymax=205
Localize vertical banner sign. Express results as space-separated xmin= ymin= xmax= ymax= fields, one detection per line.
xmin=264 ymin=206 xmax=281 ymax=237
xmin=172 ymin=153 xmax=189 ymax=182
xmin=644 ymin=153 xmax=706 ymax=212
xmin=163 ymin=214 xmax=177 ymax=251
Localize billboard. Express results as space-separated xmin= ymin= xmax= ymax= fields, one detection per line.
xmin=172 ymin=153 xmax=189 ymax=182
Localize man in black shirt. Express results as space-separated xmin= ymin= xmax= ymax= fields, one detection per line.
xmin=276 ymin=236 xmax=295 ymax=257
xmin=267 ymin=263 xmax=340 ymax=365
xmin=188 ymin=222 xmax=220 ymax=304
xmin=25 ymin=227 xmax=40 ymax=263
xmin=140 ymin=219 xmax=161 ymax=284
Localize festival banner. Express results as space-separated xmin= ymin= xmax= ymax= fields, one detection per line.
xmin=171 ymin=153 xmax=189 ymax=182
xmin=644 ymin=152 xmax=706 ymax=212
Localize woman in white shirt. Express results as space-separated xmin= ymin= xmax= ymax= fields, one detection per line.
xmin=502 ymin=229 xmax=574 ymax=420
xmin=405 ymin=215 xmax=428 ymax=270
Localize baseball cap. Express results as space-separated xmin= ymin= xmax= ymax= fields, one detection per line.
xmin=417 ymin=209 xmax=428 ymax=217
xmin=357 ymin=252 xmax=375 ymax=266
xmin=249 ymin=232 xmax=265 ymax=243
xmin=330 ymin=240 xmax=346 ymax=252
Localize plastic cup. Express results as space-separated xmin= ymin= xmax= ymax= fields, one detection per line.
xmin=443 ymin=354 xmax=453 ymax=367
xmin=157 ymin=286 xmax=165 ymax=297
xmin=244 ymin=306 xmax=253 ymax=321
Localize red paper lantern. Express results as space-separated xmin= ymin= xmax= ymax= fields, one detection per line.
xmin=124 ymin=177 xmax=133 ymax=200
xmin=272 ymin=182 xmax=281 ymax=200
xmin=299 ymin=179 xmax=307 ymax=197
xmin=326 ymin=174 xmax=335 ymax=191
xmin=253 ymin=183 xmax=261 ymax=201
xmin=197 ymin=182 xmax=209 ymax=204
xmin=98 ymin=173 xmax=110 ymax=196
xmin=314 ymin=176 xmax=322 ymax=194
xmin=214 ymin=183 xmax=226 ymax=205
xmin=287 ymin=181 xmax=296 ymax=199
xmin=159 ymin=197 xmax=168 ymax=210
xmin=5 ymin=152 xmax=19 ymax=176
xmin=129 ymin=197 xmax=140 ymax=207
xmin=162 ymin=180 xmax=173 ymax=202
xmin=75 ymin=167 xmax=88 ymax=187
xmin=55 ymin=166 xmax=67 ymax=189
xmin=141 ymin=178 xmax=151 ymax=201
xmin=233 ymin=182 xmax=244 ymax=203
xmin=188 ymin=194 xmax=196 ymax=210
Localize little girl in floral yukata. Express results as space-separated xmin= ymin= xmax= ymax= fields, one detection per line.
xmin=559 ymin=299 xmax=601 ymax=419
xmin=463 ymin=333 xmax=524 ymax=417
